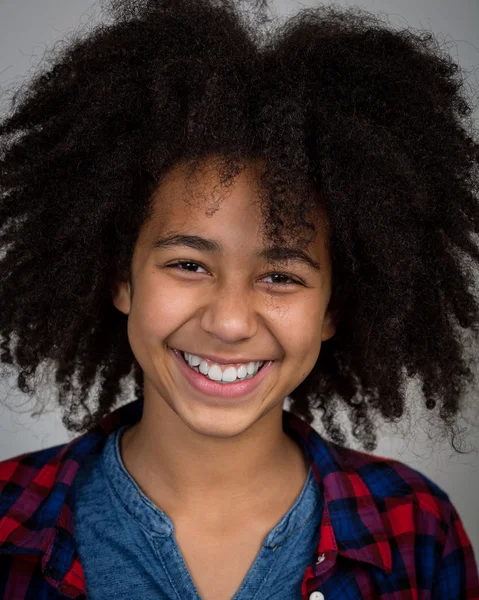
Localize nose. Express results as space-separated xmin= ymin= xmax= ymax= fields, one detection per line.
xmin=199 ymin=281 xmax=258 ymax=343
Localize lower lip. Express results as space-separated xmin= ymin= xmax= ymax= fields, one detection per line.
xmin=171 ymin=348 xmax=274 ymax=399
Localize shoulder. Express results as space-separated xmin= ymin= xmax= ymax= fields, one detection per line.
xmin=329 ymin=441 xmax=454 ymax=527
xmin=0 ymin=442 xmax=70 ymax=468
xmin=0 ymin=443 xmax=71 ymax=519
xmin=321 ymin=442 xmax=479 ymax=595
xmin=0 ymin=442 xmax=70 ymax=478
xmin=0 ymin=422 xmax=121 ymax=512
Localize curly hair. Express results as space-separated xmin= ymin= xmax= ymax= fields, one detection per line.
xmin=1 ymin=0 xmax=478 ymax=452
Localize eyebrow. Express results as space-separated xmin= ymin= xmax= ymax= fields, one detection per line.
xmin=152 ymin=233 xmax=321 ymax=271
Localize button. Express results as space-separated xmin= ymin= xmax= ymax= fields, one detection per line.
xmin=309 ymin=593 xmax=325 ymax=600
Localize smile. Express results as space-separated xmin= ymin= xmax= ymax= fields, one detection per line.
xmin=170 ymin=348 xmax=274 ymax=399
xmin=178 ymin=350 xmax=265 ymax=383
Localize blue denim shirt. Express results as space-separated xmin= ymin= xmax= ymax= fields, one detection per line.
xmin=72 ymin=423 xmax=323 ymax=599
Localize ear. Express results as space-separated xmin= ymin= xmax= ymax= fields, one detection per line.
xmin=111 ymin=279 xmax=131 ymax=316
xmin=321 ymin=308 xmax=338 ymax=342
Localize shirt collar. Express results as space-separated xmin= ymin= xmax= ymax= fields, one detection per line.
xmin=283 ymin=409 xmax=393 ymax=575
xmin=0 ymin=398 xmax=392 ymax=588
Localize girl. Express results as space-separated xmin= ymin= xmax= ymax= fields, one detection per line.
xmin=0 ymin=0 xmax=478 ymax=598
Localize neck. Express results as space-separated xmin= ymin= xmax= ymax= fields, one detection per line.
xmin=119 ymin=385 xmax=310 ymax=523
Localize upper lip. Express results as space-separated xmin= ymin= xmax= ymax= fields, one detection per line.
xmin=172 ymin=348 xmax=270 ymax=365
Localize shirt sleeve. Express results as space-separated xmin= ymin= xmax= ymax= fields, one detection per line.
xmin=432 ymin=502 xmax=479 ymax=599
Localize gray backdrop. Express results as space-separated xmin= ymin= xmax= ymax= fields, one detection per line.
xmin=1 ymin=0 xmax=478 ymax=558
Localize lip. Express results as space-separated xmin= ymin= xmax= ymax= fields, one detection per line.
xmin=173 ymin=349 xmax=268 ymax=366
xmin=171 ymin=348 xmax=275 ymax=399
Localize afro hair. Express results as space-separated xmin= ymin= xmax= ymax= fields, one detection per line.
xmin=1 ymin=0 xmax=479 ymax=451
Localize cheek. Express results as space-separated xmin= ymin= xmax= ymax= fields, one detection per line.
xmin=128 ymin=275 xmax=197 ymax=341
xmin=273 ymin=301 xmax=323 ymax=363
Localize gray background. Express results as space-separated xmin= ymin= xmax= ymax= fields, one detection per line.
xmin=1 ymin=0 xmax=478 ymax=558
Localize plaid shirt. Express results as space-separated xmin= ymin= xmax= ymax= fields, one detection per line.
xmin=0 ymin=398 xmax=478 ymax=599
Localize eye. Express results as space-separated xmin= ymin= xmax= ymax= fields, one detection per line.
xmin=166 ymin=261 xmax=208 ymax=274
xmin=261 ymin=272 xmax=303 ymax=286
xmin=165 ymin=261 xmax=304 ymax=287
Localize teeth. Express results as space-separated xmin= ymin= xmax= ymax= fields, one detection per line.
xmin=189 ymin=354 xmax=201 ymax=367
xmin=182 ymin=351 xmax=264 ymax=383
xmin=236 ymin=364 xmax=248 ymax=379
xmin=246 ymin=362 xmax=257 ymax=375
xmin=207 ymin=364 xmax=224 ymax=381
xmin=199 ymin=359 xmax=209 ymax=375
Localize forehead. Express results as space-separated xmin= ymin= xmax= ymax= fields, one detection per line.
xmin=143 ymin=157 xmax=330 ymax=257
xmin=152 ymin=158 xmax=263 ymax=220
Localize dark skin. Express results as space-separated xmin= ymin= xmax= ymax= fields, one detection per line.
xmin=112 ymin=157 xmax=336 ymax=534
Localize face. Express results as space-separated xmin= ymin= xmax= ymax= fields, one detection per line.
xmin=112 ymin=157 xmax=337 ymax=438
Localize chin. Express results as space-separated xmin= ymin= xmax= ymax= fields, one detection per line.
xmin=174 ymin=401 xmax=265 ymax=439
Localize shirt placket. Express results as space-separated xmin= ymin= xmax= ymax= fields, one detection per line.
xmin=301 ymin=500 xmax=338 ymax=600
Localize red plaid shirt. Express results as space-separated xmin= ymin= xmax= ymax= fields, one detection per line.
xmin=1 ymin=397 xmax=478 ymax=599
